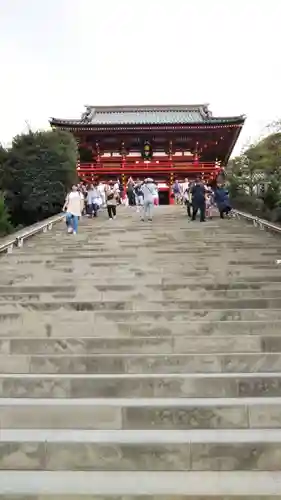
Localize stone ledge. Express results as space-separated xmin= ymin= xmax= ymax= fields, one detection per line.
xmin=1 ymin=471 xmax=281 ymax=495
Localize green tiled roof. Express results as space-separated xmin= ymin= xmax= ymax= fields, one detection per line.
xmin=87 ymin=108 xmax=204 ymax=125
xmin=50 ymin=105 xmax=245 ymax=127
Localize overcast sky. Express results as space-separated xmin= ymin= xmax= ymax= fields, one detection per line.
xmin=1 ymin=0 xmax=280 ymax=154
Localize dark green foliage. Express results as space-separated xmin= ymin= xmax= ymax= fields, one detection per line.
xmin=0 ymin=193 xmax=13 ymax=236
xmin=1 ymin=130 xmax=77 ymax=227
xmin=0 ymin=144 xmax=8 ymax=189
xmin=227 ymin=128 xmax=281 ymax=222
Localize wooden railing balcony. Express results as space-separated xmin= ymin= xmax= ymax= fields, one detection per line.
xmin=77 ymin=162 xmax=219 ymax=175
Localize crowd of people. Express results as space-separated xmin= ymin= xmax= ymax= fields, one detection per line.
xmin=62 ymin=177 xmax=159 ymax=234
xmin=172 ymin=177 xmax=232 ymax=222
xmin=62 ymin=176 xmax=232 ymax=234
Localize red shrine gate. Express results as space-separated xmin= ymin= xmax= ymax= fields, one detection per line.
xmin=50 ymin=104 xmax=245 ymax=204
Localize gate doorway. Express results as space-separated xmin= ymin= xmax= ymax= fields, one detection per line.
xmin=158 ymin=190 xmax=170 ymax=205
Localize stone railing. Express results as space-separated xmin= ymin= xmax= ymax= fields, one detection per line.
xmin=233 ymin=209 xmax=281 ymax=235
xmin=0 ymin=213 xmax=65 ymax=255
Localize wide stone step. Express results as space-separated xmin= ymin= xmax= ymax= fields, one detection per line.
xmin=1 ymin=470 xmax=281 ymax=496
xmin=1 ymin=319 xmax=281 ymax=337
xmin=1 ymin=397 xmax=280 ymax=429
xmin=3 ymin=263 xmax=281 ymax=279
xmin=4 ymin=258 xmax=281 ymax=270
xmin=100 ymin=289 xmax=281 ymax=301
xmin=1 ymin=373 xmax=281 ymax=398
xmin=2 ymin=287 xmax=281 ymax=301
xmin=2 ymin=298 xmax=281 ymax=311
xmin=8 ymin=251 xmax=281 ymax=262
xmin=4 ymin=275 xmax=281 ymax=289
xmin=0 ymin=335 xmax=266 ymax=354
xmin=3 ymin=280 xmax=281 ymax=293
xmin=1 ymin=352 xmax=281 ymax=374
xmin=1 ymin=309 xmax=280 ymax=323
xmin=1 ymin=428 xmax=281 ymax=471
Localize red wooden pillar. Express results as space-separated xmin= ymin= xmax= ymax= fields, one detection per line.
xmin=121 ymin=151 xmax=126 ymax=190
xmin=169 ymin=140 xmax=174 ymax=205
xmin=95 ymin=141 xmax=100 ymax=167
xmin=169 ymin=171 xmax=174 ymax=205
xmin=193 ymin=153 xmax=199 ymax=166
xmin=121 ymin=141 xmax=127 ymax=186
xmin=193 ymin=141 xmax=199 ymax=168
xmin=76 ymin=137 xmax=81 ymax=179
xmin=169 ymin=187 xmax=174 ymax=205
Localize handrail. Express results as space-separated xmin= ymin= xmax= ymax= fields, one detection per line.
xmin=233 ymin=209 xmax=281 ymax=234
xmin=2 ymin=208 xmax=281 ymax=256
xmin=0 ymin=213 xmax=65 ymax=255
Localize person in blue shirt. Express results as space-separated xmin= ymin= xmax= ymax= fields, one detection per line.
xmin=214 ymin=183 xmax=232 ymax=219
xmin=172 ymin=180 xmax=181 ymax=204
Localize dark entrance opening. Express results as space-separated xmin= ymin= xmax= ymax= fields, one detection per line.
xmin=158 ymin=190 xmax=170 ymax=205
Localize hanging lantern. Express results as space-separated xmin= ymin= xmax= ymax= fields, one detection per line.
xmin=121 ymin=141 xmax=126 ymax=158
xmin=169 ymin=140 xmax=173 ymax=158
xmin=96 ymin=141 xmax=100 ymax=163
xmin=194 ymin=153 xmax=199 ymax=164
xmin=142 ymin=141 xmax=152 ymax=160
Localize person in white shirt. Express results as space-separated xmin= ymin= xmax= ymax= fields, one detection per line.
xmin=63 ymin=185 xmax=84 ymax=234
xmin=141 ymin=178 xmax=157 ymax=221
xmin=98 ymin=182 xmax=106 ymax=207
xmin=182 ymin=178 xmax=189 ymax=195
xmin=114 ymin=180 xmax=121 ymax=205
xmin=86 ymin=183 xmax=100 ymax=217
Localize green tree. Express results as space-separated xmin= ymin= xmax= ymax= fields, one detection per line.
xmin=0 ymin=193 xmax=13 ymax=236
xmin=0 ymin=144 xmax=8 ymax=190
xmin=246 ymin=134 xmax=281 ymax=176
xmin=227 ymin=129 xmax=281 ymax=219
xmin=2 ymin=130 xmax=78 ymax=227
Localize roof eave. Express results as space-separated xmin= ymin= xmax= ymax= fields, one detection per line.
xmin=224 ymin=124 xmax=244 ymax=164
xmin=50 ymin=118 xmax=246 ymax=128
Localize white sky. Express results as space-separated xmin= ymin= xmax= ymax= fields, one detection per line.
xmin=1 ymin=0 xmax=280 ymax=155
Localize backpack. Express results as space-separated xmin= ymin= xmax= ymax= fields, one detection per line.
xmin=135 ymin=185 xmax=143 ymax=197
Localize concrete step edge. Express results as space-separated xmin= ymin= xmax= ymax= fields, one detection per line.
xmin=1 ymin=470 xmax=281 ymax=495
xmin=1 ymin=428 xmax=281 ymax=443
xmin=2 ymin=301 xmax=281 ymax=308
xmin=2 ymin=281 xmax=280 ymax=288
xmin=1 ymin=352 xmax=280 ymax=358
xmin=0 ymin=396 xmax=280 ymax=406
xmin=0 ymin=334 xmax=278 ymax=341
xmin=0 ymin=372 xmax=281 ymax=379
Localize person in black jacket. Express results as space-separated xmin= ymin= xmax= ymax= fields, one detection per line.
xmin=191 ymin=178 xmax=206 ymax=222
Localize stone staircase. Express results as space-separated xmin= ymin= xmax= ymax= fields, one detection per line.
xmin=1 ymin=206 xmax=281 ymax=498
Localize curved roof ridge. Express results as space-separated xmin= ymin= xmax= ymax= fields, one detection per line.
xmin=84 ymin=104 xmax=209 ymax=112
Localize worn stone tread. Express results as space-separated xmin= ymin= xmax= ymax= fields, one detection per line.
xmin=1 ymin=352 xmax=281 ymax=373
xmin=1 ymin=428 xmax=281 ymax=442
xmin=2 ymin=208 xmax=281 ymax=493
xmin=1 ymin=471 xmax=281 ymax=495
